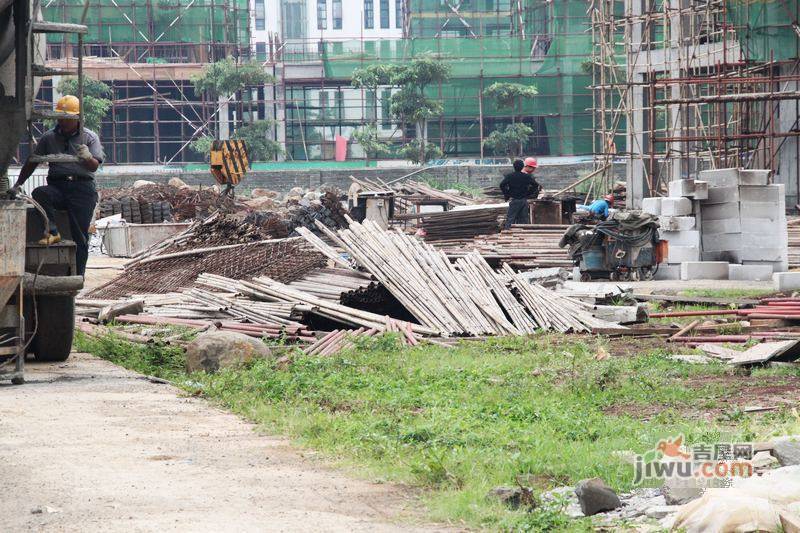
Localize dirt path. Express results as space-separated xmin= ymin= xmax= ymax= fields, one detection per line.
xmin=0 ymin=353 xmax=444 ymax=532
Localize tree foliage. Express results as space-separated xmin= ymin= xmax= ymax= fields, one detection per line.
xmin=483 ymin=123 xmax=534 ymax=158
xmin=189 ymin=120 xmax=282 ymax=162
xmin=192 ymin=58 xmax=276 ymax=97
xmin=397 ymin=142 xmax=442 ymax=165
xmin=351 ymin=126 xmax=391 ymax=160
xmin=52 ymin=77 xmax=112 ymax=132
xmin=352 ymin=54 xmax=451 ymax=164
xmin=483 ymin=82 xmax=538 ymax=112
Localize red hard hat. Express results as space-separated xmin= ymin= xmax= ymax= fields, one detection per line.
xmin=604 ymin=194 xmax=615 ymax=203
xmin=524 ymin=157 xmax=538 ymax=169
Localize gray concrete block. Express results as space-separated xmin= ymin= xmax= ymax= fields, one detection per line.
xmin=699 ymin=168 xmax=739 ymax=187
xmin=681 ymin=262 xmax=729 ymax=281
xmin=667 ymin=245 xmax=701 ymax=263
xmin=660 ymin=230 xmax=700 ymax=247
xmin=741 ymin=232 xmax=786 ymax=249
xmin=700 ymin=202 xmax=740 ymax=221
xmin=668 ymin=179 xmax=695 ymax=198
xmin=693 ymin=181 xmax=709 ymax=199
xmin=749 ymin=259 xmax=789 ymax=273
xmin=739 ymin=218 xmax=786 ymax=235
xmin=701 ymin=217 xmax=741 ymax=234
xmin=773 ymin=272 xmax=800 ymax=291
xmin=654 ymin=264 xmax=681 ymax=280
xmin=739 ymin=201 xmax=785 ymax=221
xmin=739 ymin=169 xmax=771 ymax=186
xmin=728 ymin=264 xmax=774 ymax=281
xmin=659 ymin=216 xmax=696 ymax=231
xmin=701 ymin=233 xmax=742 ymax=252
xmin=705 ymin=186 xmax=740 ymax=204
xmin=739 ymin=184 xmax=783 ymax=203
xmin=641 ymin=197 xmax=662 ymax=216
xmin=661 ymin=197 xmax=693 ymax=216
xmin=736 ymin=248 xmax=786 ymax=262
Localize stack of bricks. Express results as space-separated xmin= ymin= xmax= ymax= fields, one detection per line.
xmin=643 ymin=168 xmax=788 ymax=281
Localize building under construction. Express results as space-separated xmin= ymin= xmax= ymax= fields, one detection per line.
xmin=590 ymin=0 xmax=800 ymax=206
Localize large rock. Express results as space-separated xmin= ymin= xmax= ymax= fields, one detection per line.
xmin=185 ymin=331 xmax=271 ymax=373
xmin=662 ymin=476 xmax=704 ymax=505
xmin=251 ymin=188 xmax=279 ymax=199
xmin=574 ymin=478 xmax=621 ymax=516
xmin=486 ymin=486 xmax=535 ymax=510
xmin=773 ymin=436 xmax=800 ymax=466
xmin=245 ymin=197 xmax=278 ymax=210
xmin=168 ymin=177 xmax=189 ymax=188
xmin=133 ymin=179 xmax=156 ymax=188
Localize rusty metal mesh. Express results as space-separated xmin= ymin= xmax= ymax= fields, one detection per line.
xmin=89 ymin=239 xmax=326 ymax=299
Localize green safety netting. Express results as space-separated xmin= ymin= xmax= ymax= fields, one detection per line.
xmin=318 ymin=0 xmax=594 ymax=156
xmin=42 ymin=0 xmax=250 ymax=45
xmin=726 ymin=0 xmax=799 ymax=62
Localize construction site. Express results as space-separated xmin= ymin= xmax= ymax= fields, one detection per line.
xmin=2 ymin=0 xmax=800 ymax=532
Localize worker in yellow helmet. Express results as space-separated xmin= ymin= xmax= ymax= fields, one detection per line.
xmin=9 ymin=95 xmax=105 ymax=276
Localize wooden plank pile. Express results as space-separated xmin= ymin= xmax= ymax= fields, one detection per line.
xmin=431 ymin=224 xmax=572 ymax=268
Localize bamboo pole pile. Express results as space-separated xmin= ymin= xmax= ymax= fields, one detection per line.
xmin=295 ymin=226 xmax=353 ymax=269
xmin=230 ymin=275 xmax=439 ymax=336
xmin=501 ymin=264 xmax=620 ymax=333
xmin=112 ymin=314 xmax=316 ymax=342
xmin=319 ymin=218 xmax=512 ymax=336
xmin=304 ymin=319 xmax=419 ymax=357
xmin=286 ymin=267 xmax=375 ymax=303
xmin=418 ymin=207 xmax=504 ymax=241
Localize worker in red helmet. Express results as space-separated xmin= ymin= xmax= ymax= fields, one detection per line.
xmin=523 ymin=157 xmax=538 ymax=173
xmin=577 ymin=193 xmax=614 ymax=220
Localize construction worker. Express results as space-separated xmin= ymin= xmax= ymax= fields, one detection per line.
xmin=8 ymin=95 xmax=104 ymax=276
xmin=577 ymin=194 xmax=614 ymax=221
xmin=521 ymin=156 xmax=541 ymax=199
xmin=500 ymin=159 xmax=538 ymax=229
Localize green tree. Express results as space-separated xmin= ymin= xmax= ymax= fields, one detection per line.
xmin=190 ymin=120 xmax=282 ymax=162
xmin=397 ymin=142 xmax=442 ymax=165
xmin=483 ymin=123 xmax=534 ymax=158
xmin=483 ymin=82 xmax=538 ymax=123
xmin=352 ymin=54 xmax=450 ymax=165
xmin=191 ymin=58 xmax=279 ymax=161
xmin=191 ymin=58 xmax=276 ymax=97
xmin=351 ymin=125 xmax=391 ymax=163
xmin=51 ymin=77 xmax=112 ymax=132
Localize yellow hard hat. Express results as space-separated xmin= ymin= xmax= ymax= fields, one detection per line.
xmin=55 ymin=95 xmax=80 ymax=115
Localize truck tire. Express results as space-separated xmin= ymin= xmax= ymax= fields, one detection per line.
xmin=31 ymin=295 xmax=74 ymax=362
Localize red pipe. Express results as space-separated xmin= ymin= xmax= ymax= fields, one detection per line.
xmin=649 ymin=310 xmax=739 ymax=318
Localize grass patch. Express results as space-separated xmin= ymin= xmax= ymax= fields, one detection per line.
xmin=74 ymin=332 xmax=797 ymax=531
xmin=679 ymin=288 xmax=774 ymax=299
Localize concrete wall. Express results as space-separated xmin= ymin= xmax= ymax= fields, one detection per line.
xmin=95 ymin=162 xmax=626 ymax=195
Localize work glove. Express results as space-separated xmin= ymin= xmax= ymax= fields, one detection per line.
xmin=76 ymin=143 xmax=93 ymax=162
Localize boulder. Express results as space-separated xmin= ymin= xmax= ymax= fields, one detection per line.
xmin=133 ymin=179 xmax=156 ymax=188
xmin=185 ymin=331 xmax=271 ymax=373
xmin=673 ymin=490 xmax=780 ymax=533
xmin=168 ymin=177 xmax=189 ymax=188
xmin=662 ymin=476 xmax=704 ymax=505
xmin=773 ymin=436 xmax=800 ymax=466
xmin=251 ymin=188 xmax=279 ymax=199
xmin=574 ymin=478 xmax=621 ymax=516
xmin=245 ymin=197 xmax=278 ymax=210
xmin=486 ymin=486 xmax=535 ymax=510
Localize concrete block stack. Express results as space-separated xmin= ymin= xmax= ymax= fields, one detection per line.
xmin=643 ymin=168 xmax=788 ymax=280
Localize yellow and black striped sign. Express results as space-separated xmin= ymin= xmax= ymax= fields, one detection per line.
xmin=210 ymin=140 xmax=249 ymax=186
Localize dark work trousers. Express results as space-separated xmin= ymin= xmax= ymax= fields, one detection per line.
xmin=504 ymin=198 xmax=530 ymax=230
xmin=32 ymin=179 xmax=98 ymax=276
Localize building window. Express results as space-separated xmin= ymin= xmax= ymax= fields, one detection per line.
xmin=364 ymin=0 xmax=374 ymax=29
xmin=255 ymin=42 xmax=266 ymax=60
xmin=254 ymin=0 xmax=265 ymax=30
xmin=379 ymin=0 xmax=389 ymax=28
xmin=332 ymin=0 xmax=342 ymax=29
xmin=395 ymin=0 xmax=402 ymax=28
xmin=317 ymin=0 xmax=327 ymax=29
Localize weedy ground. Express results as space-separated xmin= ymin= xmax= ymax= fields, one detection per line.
xmin=74 ymin=331 xmax=800 ymax=531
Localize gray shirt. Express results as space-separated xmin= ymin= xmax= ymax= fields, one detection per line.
xmin=33 ymin=126 xmax=105 ymax=179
